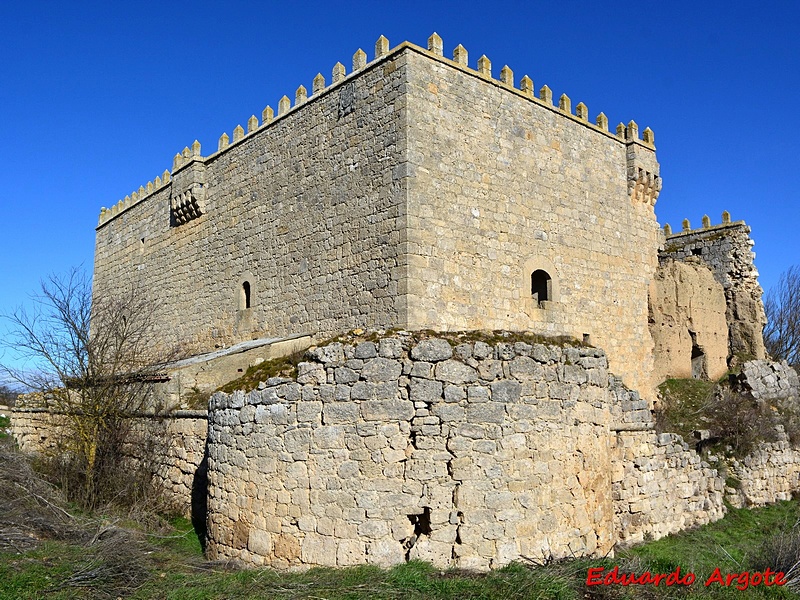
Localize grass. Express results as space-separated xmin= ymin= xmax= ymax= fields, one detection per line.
xmin=655 ymin=378 xmax=717 ymax=442
xmin=2 ymin=500 xmax=799 ymax=599
xmin=216 ymin=350 xmax=306 ymax=394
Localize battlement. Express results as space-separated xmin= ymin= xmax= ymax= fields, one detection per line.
xmin=97 ymin=33 xmax=658 ymax=228
xmin=662 ymin=210 xmax=743 ymax=238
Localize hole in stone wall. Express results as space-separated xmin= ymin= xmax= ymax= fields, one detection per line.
xmin=690 ymin=331 xmax=707 ymax=379
xmin=408 ymin=507 xmax=432 ymax=537
xmin=691 ymin=248 xmax=702 ymax=256
xmin=403 ymin=507 xmax=432 ymax=559
xmin=531 ymin=269 xmax=552 ymax=306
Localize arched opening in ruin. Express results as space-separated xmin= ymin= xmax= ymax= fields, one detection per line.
xmin=531 ymin=269 xmax=552 ymax=306
xmin=240 ymin=281 xmax=251 ymax=310
xmin=690 ymin=331 xmax=706 ymax=379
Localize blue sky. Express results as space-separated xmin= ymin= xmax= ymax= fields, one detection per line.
xmin=0 ymin=0 xmax=798 ymax=355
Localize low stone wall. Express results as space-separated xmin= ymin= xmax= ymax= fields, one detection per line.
xmin=612 ymin=430 xmax=724 ymax=545
xmin=205 ymin=335 xmax=727 ymax=570
xmin=11 ymin=407 xmax=207 ymax=515
xmin=11 ymin=407 xmax=68 ymax=454
xmin=728 ymin=440 xmax=800 ymax=506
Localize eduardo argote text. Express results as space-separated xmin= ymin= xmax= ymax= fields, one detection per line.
xmin=586 ymin=566 xmax=787 ymax=591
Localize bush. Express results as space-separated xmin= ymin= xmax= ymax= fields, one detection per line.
xmin=656 ymin=379 xmax=789 ymax=458
xmin=750 ymin=520 xmax=800 ymax=592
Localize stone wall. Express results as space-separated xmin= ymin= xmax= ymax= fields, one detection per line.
xmin=737 ymin=359 xmax=800 ymax=403
xmin=402 ymin=48 xmax=661 ymax=397
xmin=612 ymin=430 xmax=724 ymax=545
xmin=724 ymin=359 xmax=800 ymax=507
xmin=205 ymin=335 xmax=724 ymax=570
xmin=728 ymin=440 xmax=800 ymax=507
xmin=661 ymin=218 xmax=766 ymax=362
xmin=649 ymin=258 xmax=729 ymax=383
xmin=93 ymin=36 xmax=661 ymax=397
xmin=11 ymin=407 xmax=207 ymax=515
xmin=93 ymin=43 xmax=410 ymax=356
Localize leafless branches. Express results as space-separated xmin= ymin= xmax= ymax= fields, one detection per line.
xmin=1 ymin=267 xmax=179 ymax=508
xmin=764 ymin=266 xmax=800 ymax=365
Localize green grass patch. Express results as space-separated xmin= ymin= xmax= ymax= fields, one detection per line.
xmin=216 ymin=350 xmax=306 ymax=394
xmin=0 ymin=414 xmax=10 ymax=439
xmin=2 ymin=501 xmax=799 ymax=599
xmin=656 ymin=378 xmax=717 ymax=441
xmin=0 ymin=542 xmax=85 ymax=600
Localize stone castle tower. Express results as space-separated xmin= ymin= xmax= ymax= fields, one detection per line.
xmin=93 ymin=33 xmax=667 ymax=395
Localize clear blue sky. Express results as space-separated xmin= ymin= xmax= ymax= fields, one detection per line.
xmin=1 ymin=0 xmax=798 ymax=340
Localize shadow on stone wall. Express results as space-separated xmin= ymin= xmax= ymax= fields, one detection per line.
xmin=191 ymin=444 xmax=209 ymax=553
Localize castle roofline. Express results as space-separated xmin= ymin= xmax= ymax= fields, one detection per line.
xmin=97 ymin=33 xmax=656 ymax=229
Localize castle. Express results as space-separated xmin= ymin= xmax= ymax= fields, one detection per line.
xmin=35 ymin=34 xmax=792 ymax=569
xmin=93 ymin=32 xmax=671 ymax=397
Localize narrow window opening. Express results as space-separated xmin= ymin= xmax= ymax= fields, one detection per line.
xmin=531 ymin=270 xmax=552 ymax=306
xmin=691 ymin=248 xmax=702 ymax=256
xmin=240 ymin=281 xmax=251 ymax=310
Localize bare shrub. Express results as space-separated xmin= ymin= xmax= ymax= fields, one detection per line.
xmin=703 ymin=388 xmax=784 ymax=457
xmin=1 ymin=268 xmax=180 ymax=510
xmin=750 ymin=520 xmax=800 ymax=592
xmin=764 ymin=265 xmax=800 ymax=366
xmin=656 ymin=379 xmax=787 ymax=457
xmin=0 ymin=436 xmax=82 ymax=552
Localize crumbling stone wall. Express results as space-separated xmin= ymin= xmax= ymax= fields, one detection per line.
xmin=661 ymin=219 xmax=766 ymax=362
xmin=612 ymin=430 xmax=724 ymax=545
xmin=728 ymin=440 xmax=800 ymax=507
xmin=737 ymin=359 xmax=800 ymax=403
xmin=11 ymin=408 xmax=207 ymax=515
xmin=725 ymin=359 xmax=800 ymax=507
xmin=205 ymin=335 xmax=725 ymax=570
xmin=649 ymin=258 xmax=729 ymax=383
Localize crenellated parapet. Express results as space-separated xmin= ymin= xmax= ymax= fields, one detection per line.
xmin=662 ymin=210 xmax=739 ymax=238
xmin=97 ymin=32 xmax=659 ymax=227
xmin=660 ymin=211 xmax=766 ymax=362
xmin=98 ymin=168 xmax=171 ymax=227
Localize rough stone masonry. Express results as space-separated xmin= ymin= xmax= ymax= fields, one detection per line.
xmin=92 ymin=34 xmax=661 ymax=397
xmin=205 ymin=334 xmax=726 ymax=570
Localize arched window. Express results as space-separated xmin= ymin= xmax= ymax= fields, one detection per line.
xmin=531 ymin=270 xmax=552 ymax=306
xmin=240 ymin=281 xmax=251 ymax=310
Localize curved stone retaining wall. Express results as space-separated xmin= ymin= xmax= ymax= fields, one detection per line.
xmin=205 ymin=335 xmax=728 ymax=569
